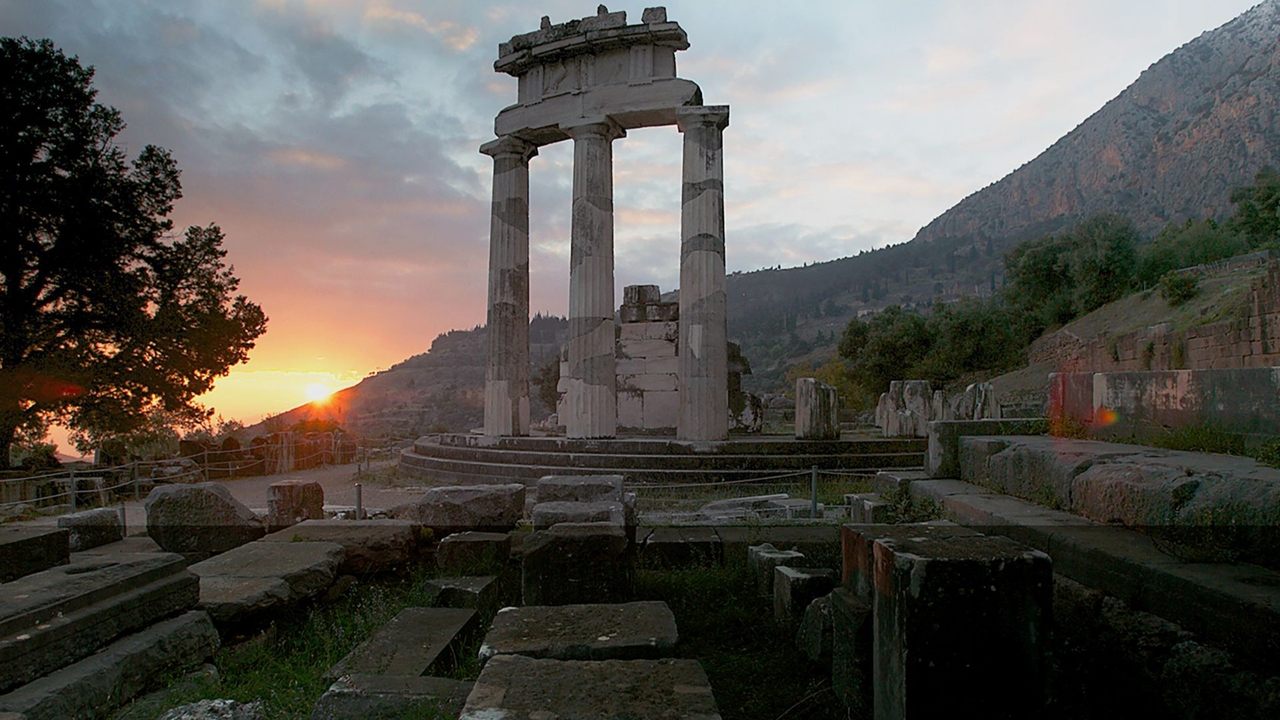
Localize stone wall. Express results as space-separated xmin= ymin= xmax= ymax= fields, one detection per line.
xmin=876 ymin=381 xmax=999 ymax=438
xmin=1050 ymin=367 xmax=1280 ymax=439
xmin=1030 ymin=260 xmax=1280 ymax=373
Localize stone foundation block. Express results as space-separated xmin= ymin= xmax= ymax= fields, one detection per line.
xmin=388 ymin=484 xmax=525 ymax=534
xmin=436 ymin=531 xmax=511 ymax=575
xmin=326 ymin=607 xmax=476 ymax=680
xmin=531 ymin=500 xmax=625 ymax=530
xmin=266 ymin=479 xmax=324 ymax=531
xmin=145 ymin=483 xmax=264 ymax=561
xmin=747 ymin=543 xmax=805 ymax=596
xmin=522 ymin=523 xmax=630 ymax=606
xmin=536 ymin=475 xmax=624 ymax=504
xmin=312 ymin=674 xmax=472 ymax=720
xmin=773 ymin=566 xmax=835 ymax=628
xmin=426 ymin=576 xmax=502 ymax=613
xmin=638 ymin=526 xmax=723 ymax=567
xmin=479 ymin=601 xmax=678 ymax=662
xmin=262 ymin=519 xmax=423 ymax=576
xmin=0 ymin=527 xmax=68 ymax=583
xmin=57 ymin=508 xmax=123 ymax=552
xmin=830 ymin=587 xmax=872 ymax=713
xmin=840 ymin=522 xmax=976 ymax=597
xmin=872 ymin=532 xmax=1052 ymax=718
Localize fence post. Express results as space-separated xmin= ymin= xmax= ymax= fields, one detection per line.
xmin=132 ymin=461 xmax=141 ymax=501
xmin=69 ymin=468 xmax=77 ymax=510
xmin=810 ymin=465 xmax=819 ymax=519
xmin=355 ymin=482 xmax=364 ymax=520
xmin=202 ymin=449 xmax=209 ymax=482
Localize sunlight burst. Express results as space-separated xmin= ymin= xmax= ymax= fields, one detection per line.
xmin=304 ymin=382 xmax=333 ymax=403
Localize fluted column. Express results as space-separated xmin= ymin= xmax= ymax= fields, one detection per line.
xmin=676 ymin=106 xmax=730 ymax=441
xmin=564 ymin=118 xmax=624 ymax=439
xmin=480 ymin=135 xmax=537 ymax=437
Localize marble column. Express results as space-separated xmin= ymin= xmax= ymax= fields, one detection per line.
xmin=480 ymin=135 xmax=538 ymax=437
xmin=564 ymin=119 xmax=624 ymax=439
xmin=676 ymin=106 xmax=730 ymax=441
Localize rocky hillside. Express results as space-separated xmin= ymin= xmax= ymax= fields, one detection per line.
xmin=729 ymin=0 xmax=1280 ymax=389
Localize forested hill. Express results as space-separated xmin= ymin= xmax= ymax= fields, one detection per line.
xmin=727 ymin=0 xmax=1280 ymax=385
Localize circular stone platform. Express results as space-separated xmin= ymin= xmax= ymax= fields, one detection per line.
xmin=399 ymin=433 xmax=926 ymax=485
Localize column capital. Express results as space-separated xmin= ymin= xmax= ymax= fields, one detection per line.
xmin=561 ymin=116 xmax=626 ymax=142
xmin=676 ymin=105 xmax=730 ymax=132
xmin=480 ymin=135 xmax=538 ymax=161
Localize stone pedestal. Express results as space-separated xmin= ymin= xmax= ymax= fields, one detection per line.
xmin=267 ymin=479 xmax=324 ymax=531
xmin=872 ymin=532 xmax=1052 ymax=719
xmin=676 ymin=106 xmax=730 ymax=441
xmin=795 ymin=377 xmax=839 ymax=440
xmin=481 ymin=136 xmax=537 ymax=437
xmin=564 ymin=120 xmax=623 ymax=439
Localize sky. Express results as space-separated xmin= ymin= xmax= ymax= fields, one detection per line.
xmin=0 ymin=0 xmax=1261 ymax=432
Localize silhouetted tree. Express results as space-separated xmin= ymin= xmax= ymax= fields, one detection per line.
xmin=0 ymin=38 xmax=267 ymax=464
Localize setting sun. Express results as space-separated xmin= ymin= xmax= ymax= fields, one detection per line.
xmin=304 ymin=383 xmax=333 ymax=403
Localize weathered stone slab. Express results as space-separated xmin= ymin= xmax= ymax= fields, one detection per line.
xmin=0 ymin=526 xmax=68 ymax=583
xmin=1 ymin=552 xmax=197 ymax=694
xmin=460 ymin=655 xmax=721 ymax=720
xmin=873 ymin=532 xmax=1052 ymax=718
xmin=312 ymin=674 xmax=473 ymax=720
xmin=522 ymin=523 xmax=630 ymax=606
xmin=839 ymin=522 xmax=976 ymax=598
xmin=531 ymin=500 xmax=625 ymax=530
xmin=773 ymin=566 xmax=834 ymax=628
xmin=796 ymin=594 xmax=832 ymax=664
xmin=0 ymin=611 xmax=218 ymax=720
xmin=190 ymin=540 xmax=343 ymax=627
xmin=158 ymin=699 xmax=262 ymax=720
xmin=388 ymin=484 xmax=525 ymax=533
xmin=262 ymin=520 xmax=422 ymax=576
xmin=479 ymin=601 xmax=677 ymax=663
xmin=145 ymin=483 xmax=264 ymax=560
xmin=57 ymin=508 xmax=123 ymax=552
xmin=327 ymin=607 xmax=476 ymax=680
xmin=830 ymin=587 xmax=871 ymax=713
xmin=716 ymin=525 xmax=841 ymax=570
xmin=266 ymin=479 xmax=324 ymax=531
xmin=436 ymin=532 xmax=510 ymax=575
xmin=426 ymin=576 xmax=501 ymax=612
xmin=536 ymin=475 xmax=624 ymax=504
xmin=795 ymin=377 xmax=839 ymax=440
xmin=638 ymin=526 xmax=723 ymax=567
xmin=747 ymin=543 xmax=804 ymax=596
xmin=925 ymin=418 xmax=1047 ymax=478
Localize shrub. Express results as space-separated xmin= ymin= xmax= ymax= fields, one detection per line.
xmin=1159 ymin=272 xmax=1199 ymax=306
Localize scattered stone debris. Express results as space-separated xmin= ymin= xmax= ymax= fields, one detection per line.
xmin=158 ymin=698 xmax=264 ymax=720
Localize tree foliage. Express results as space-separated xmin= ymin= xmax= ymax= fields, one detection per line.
xmin=1228 ymin=168 xmax=1280 ymax=247
xmin=0 ymin=37 xmax=267 ymax=465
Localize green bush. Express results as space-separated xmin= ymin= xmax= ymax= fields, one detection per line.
xmin=1255 ymin=439 xmax=1280 ymax=468
xmin=1158 ymin=271 xmax=1199 ymax=306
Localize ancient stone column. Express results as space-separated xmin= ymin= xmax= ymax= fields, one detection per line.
xmin=480 ymin=135 xmax=537 ymax=437
xmin=676 ymin=106 xmax=730 ymax=441
xmin=564 ymin=119 xmax=624 ymax=439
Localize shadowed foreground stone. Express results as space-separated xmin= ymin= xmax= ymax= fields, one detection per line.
xmin=0 ymin=551 xmax=197 ymax=694
xmin=479 ymin=601 xmax=678 ymax=662
xmin=0 ymin=526 xmax=68 ymax=582
xmin=312 ymin=674 xmax=473 ymax=720
xmin=796 ymin=594 xmax=832 ymax=664
xmin=0 ymin=611 xmax=218 ymax=720
xmin=145 ymin=483 xmax=264 ymax=561
xmin=522 ymin=522 xmax=630 ymax=605
xmin=388 ymin=484 xmax=525 ymax=534
xmin=266 ymin=479 xmax=324 ymax=531
xmin=426 ymin=576 xmax=501 ymax=612
xmin=262 ymin=520 xmax=423 ymax=576
xmin=830 ymin=587 xmax=871 ymax=713
xmin=436 ymin=531 xmax=510 ymax=575
xmin=190 ymin=541 xmax=343 ymax=628
xmin=326 ymin=607 xmax=476 ymax=680
xmin=873 ymin=532 xmax=1052 ymax=719
xmin=535 ymin=474 xmax=624 ymax=503
xmin=58 ymin=508 xmax=123 ymax=552
xmin=840 ymin=522 xmax=976 ymax=598
xmin=461 ymin=655 xmax=720 ymax=720
xmin=747 ymin=543 xmax=804 ymax=596
xmin=773 ymin=566 xmax=834 ymax=628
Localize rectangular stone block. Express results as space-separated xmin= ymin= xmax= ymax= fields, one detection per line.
xmin=617 ymin=390 xmax=643 ymax=427
xmin=840 ymin=522 xmax=976 ymax=598
xmin=872 ymin=532 xmax=1053 ymax=718
xmin=0 ymin=611 xmax=218 ymax=720
xmin=622 ymin=284 xmax=661 ymax=306
xmin=522 ymin=523 xmax=630 ymax=606
xmin=479 ymin=601 xmax=678 ymax=662
xmin=427 ymin=575 xmax=502 ymax=613
xmin=638 ymin=526 xmax=723 ymax=567
xmin=57 ymin=508 xmax=123 ymax=552
xmin=459 ymin=655 xmax=720 ymax=719
xmin=262 ymin=519 xmax=424 ymax=576
xmin=645 ymin=303 xmax=678 ymax=322
xmin=747 ymin=544 xmax=805 ymax=596
xmin=830 ymin=587 xmax=872 ymax=713
xmin=436 ymin=531 xmax=511 ymax=575
xmin=326 ymin=607 xmax=477 ymax=680
xmin=618 ymin=373 xmax=678 ymax=392
xmin=643 ymin=390 xmax=679 ymax=429
xmin=619 ymin=338 xmax=676 ymax=359
xmin=536 ymin=475 xmax=624 ymax=504
xmin=313 ymin=674 xmax=472 ymax=720
xmin=925 ymin=418 xmax=1049 ymax=478
xmin=0 ymin=527 xmax=68 ymax=583
xmin=620 ymin=321 xmax=677 ymax=341
xmin=389 ymin=484 xmax=525 ymax=534
xmin=266 ymin=479 xmax=325 ymax=531
xmin=531 ymin=501 xmax=625 ymax=530
xmin=773 ymin=566 xmax=835 ymax=628
xmin=1 ymin=552 xmax=197 ymax=694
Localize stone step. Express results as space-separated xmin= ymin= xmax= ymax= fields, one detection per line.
xmin=908 ymin=478 xmax=1280 ymax=672
xmin=0 ymin=551 xmax=198 ymax=693
xmin=0 ymin=610 xmax=218 ymax=720
xmin=400 ymin=450 xmax=921 ymax=486
xmin=261 ymin=519 xmax=424 ymax=576
xmin=0 ymin=526 xmax=68 ymax=583
xmin=326 ymin=607 xmax=477 ymax=681
xmin=459 ymin=655 xmax=720 ymax=719
xmin=312 ymin=674 xmax=473 ymax=720
xmin=431 ymin=433 xmax=926 ymax=456
xmin=190 ymin=540 xmax=343 ymax=629
xmin=479 ymin=601 xmax=678 ymax=663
